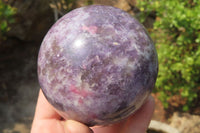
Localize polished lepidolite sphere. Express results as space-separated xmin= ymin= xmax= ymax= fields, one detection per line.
xmin=38 ymin=5 xmax=158 ymax=126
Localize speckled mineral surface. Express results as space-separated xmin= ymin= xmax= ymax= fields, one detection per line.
xmin=37 ymin=5 xmax=158 ymax=126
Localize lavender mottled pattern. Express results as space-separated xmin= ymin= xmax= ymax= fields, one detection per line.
xmin=37 ymin=5 xmax=158 ymax=126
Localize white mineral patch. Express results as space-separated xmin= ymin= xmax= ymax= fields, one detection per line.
xmin=113 ymin=57 xmax=129 ymax=67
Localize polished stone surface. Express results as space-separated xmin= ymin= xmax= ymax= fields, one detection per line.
xmin=38 ymin=5 xmax=158 ymax=126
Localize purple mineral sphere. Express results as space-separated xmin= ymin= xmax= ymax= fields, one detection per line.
xmin=37 ymin=5 xmax=158 ymax=126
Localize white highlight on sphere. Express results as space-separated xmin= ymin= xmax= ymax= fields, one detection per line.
xmin=73 ymin=38 xmax=85 ymax=49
